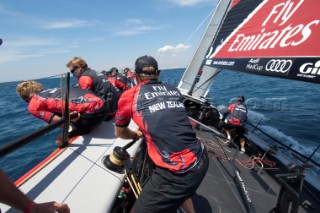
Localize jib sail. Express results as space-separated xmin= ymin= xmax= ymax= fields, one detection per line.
xmin=178 ymin=0 xmax=232 ymax=99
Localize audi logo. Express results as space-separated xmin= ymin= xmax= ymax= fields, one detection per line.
xmin=265 ymin=59 xmax=292 ymax=73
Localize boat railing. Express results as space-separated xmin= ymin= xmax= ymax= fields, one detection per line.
xmin=0 ymin=73 xmax=71 ymax=158
xmin=271 ymin=163 xmax=307 ymax=213
xmin=245 ymin=120 xmax=320 ymax=169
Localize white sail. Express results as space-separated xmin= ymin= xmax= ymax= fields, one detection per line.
xmin=178 ymin=0 xmax=231 ymax=100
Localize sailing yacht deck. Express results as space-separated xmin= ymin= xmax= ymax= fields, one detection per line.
xmin=0 ymin=120 xmax=143 ymax=213
xmin=193 ymin=128 xmax=320 ymax=213
xmin=1 ymin=119 xmax=319 ymax=213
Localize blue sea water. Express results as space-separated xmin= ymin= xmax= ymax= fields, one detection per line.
xmin=0 ymin=69 xmax=319 ymax=181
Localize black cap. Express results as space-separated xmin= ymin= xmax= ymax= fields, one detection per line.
xmin=135 ymin=55 xmax=158 ymax=74
xmin=101 ymin=70 xmax=108 ymax=75
xmin=236 ymin=96 xmax=245 ymax=103
xmin=109 ymin=67 xmax=118 ymax=72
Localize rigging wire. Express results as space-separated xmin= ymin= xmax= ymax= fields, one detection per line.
xmin=184 ymin=8 xmax=214 ymax=45
xmin=190 ymin=69 xmax=221 ymax=94
xmin=158 ymin=7 xmax=214 ymax=69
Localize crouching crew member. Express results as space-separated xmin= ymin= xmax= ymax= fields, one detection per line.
xmin=16 ymin=80 xmax=109 ymax=146
xmin=66 ymin=57 xmax=119 ymax=119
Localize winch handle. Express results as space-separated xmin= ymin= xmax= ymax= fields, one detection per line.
xmin=122 ymin=138 xmax=138 ymax=151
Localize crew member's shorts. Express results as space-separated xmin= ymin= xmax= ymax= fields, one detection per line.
xmin=133 ymin=148 xmax=209 ymax=213
xmin=225 ymin=123 xmax=246 ymax=139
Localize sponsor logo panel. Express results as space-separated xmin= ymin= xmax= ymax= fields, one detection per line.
xmin=205 ymin=59 xmax=212 ymax=65
xmin=209 ymin=57 xmax=320 ymax=83
xmin=211 ymin=60 xmax=235 ymax=66
xmin=246 ymin=58 xmax=263 ymax=71
xmin=296 ymin=60 xmax=320 ymax=79
xmin=265 ymin=59 xmax=292 ymax=73
xmin=211 ymin=0 xmax=320 ymax=58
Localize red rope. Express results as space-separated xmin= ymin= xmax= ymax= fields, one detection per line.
xmin=204 ymin=142 xmax=277 ymax=169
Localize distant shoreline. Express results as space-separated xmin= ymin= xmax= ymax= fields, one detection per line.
xmin=161 ymin=67 xmax=186 ymax=71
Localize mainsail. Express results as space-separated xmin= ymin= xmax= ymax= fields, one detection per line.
xmin=206 ymin=0 xmax=320 ymax=84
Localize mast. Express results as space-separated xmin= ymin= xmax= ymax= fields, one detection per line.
xmin=178 ymin=0 xmax=232 ymax=100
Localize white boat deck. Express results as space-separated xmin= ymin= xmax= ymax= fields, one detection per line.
xmin=0 ymin=119 xmax=142 ymax=213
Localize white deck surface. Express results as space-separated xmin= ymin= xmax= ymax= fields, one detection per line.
xmin=0 ymin=119 xmax=142 ymax=213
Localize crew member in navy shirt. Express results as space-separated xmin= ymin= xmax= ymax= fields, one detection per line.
xmin=222 ymin=96 xmax=248 ymax=154
xmin=114 ymin=55 xmax=209 ymax=213
xmin=66 ymin=57 xmax=119 ymax=119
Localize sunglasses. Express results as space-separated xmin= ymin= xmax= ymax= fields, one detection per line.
xmin=70 ymin=67 xmax=77 ymax=73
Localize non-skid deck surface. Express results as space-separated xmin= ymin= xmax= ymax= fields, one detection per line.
xmin=193 ymin=129 xmax=318 ymax=213
xmin=0 ymin=119 xmax=142 ymax=213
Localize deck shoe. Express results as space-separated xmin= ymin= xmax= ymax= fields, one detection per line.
xmin=240 ymin=148 xmax=245 ymax=154
xmin=223 ymin=140 xmax=230 ymax=145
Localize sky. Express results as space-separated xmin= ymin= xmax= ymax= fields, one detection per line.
xmin=0 ymin=0 xmax=217 ymax=82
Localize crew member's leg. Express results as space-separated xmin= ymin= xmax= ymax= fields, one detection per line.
xmin=223 ymin=124 xmax=237 ymax=144
xmin=181 ymin=198 xmax=195 ymax=213
xmin=133 ymin=149 xmax=209 ymax=213
xmin=237 ymin=126 xmax=246 ymax=154
xmin=239 ymin=138 xmax=246 ymax=154
xmin=56 ymin=107 xmax=109 ymax=147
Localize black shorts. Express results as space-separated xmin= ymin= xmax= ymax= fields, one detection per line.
xmin=225 ymin=123 xmax=246 ymax=138
xmin=133 ymin=148 xmax=209 ymax=213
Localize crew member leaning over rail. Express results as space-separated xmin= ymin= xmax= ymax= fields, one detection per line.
xmin=16 ymin=81 xmax=109 ymax=146
xmin=114 ymin=55 xmax=209 ymax=213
